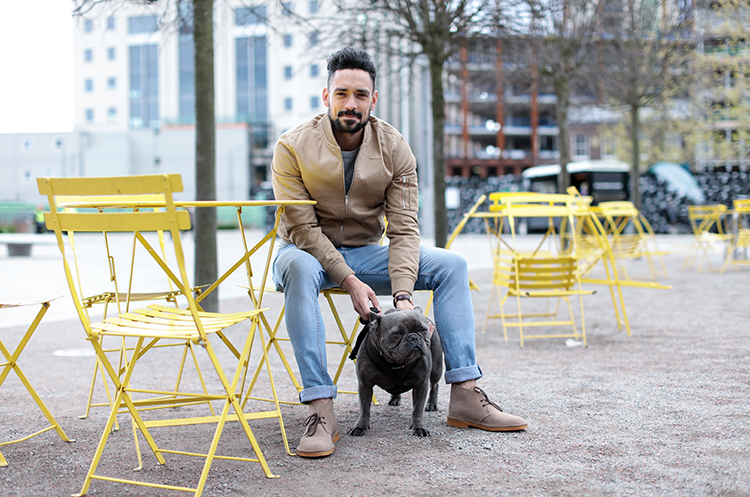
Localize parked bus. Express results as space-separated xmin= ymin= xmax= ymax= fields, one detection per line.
xmin=521 ymin=159 xmax=630 ymax=204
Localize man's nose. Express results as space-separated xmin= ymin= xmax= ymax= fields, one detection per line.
xmin=344 ymin=94 xmax=357 ymax=109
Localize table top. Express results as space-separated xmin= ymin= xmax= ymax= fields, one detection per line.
xmin=58 ymin=199 xmax=316 ymax=209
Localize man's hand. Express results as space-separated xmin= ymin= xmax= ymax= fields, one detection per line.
xmin=340 ymin=274 xmax=381 ymax=321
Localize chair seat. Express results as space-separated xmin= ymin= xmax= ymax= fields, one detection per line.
xmin=92 ymin=304 xmax=265 ymax=339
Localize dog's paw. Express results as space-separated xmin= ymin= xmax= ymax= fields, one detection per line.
xmin=411 ymin=427 xmax=431 ymax=437
xmin=348 ymin=426 xmax=368 ymax=437
xmin=388 ymin=394 xmax=401 ymax=406
xmin=425 ymin=403 xmax=438 ymax=412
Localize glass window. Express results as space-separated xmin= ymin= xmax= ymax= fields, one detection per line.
xmin=85 ymin=108 xmax=94 ymax=122
xmin=310 ymin=64 xmax=319 ymax=77
xmin=284 ymin=97 xmax=293 ymax=111
xmin=129 ymin=44 xmax=160 ymax=129
xmin=106 ymin=16 xmax=115 ymax=30
xmin=309 ymin=31 xmax=319 ymax=46
xmin=84 ymin=19 xmax=94 ymax=32
xmin=309 ymin=0 xmax=318 ymax=14
xmin=236 ymin=36 xmax=268 ymax=123
xmin=107 ymin=107 xmax=117 ymax=121
xmin=235 ymin=6 xmax=266 ymax=25
xmin=601 ymin=136 xmax=616 ymax=158
xmin=179 ymin=33 xmax=195 ymax=122
xmin=283 ymin=34 xmax=292 ymax=47
xmin=282 ymin=2 xmax=294 ymax=15
xmin=84 ymin=49 xmax=93 ymax=62
xmin=574 ymin=134 xmax=589 ymax=157
xmin=107 ymin=77 xmax=116 ymax=90
xmin=85 ymin=79 xmax=93 ymax=92
xmin=310 ymin=96 xmax=319 ymax=109
xmin=107 ymin=47 xmax=115 ymax=60
xmin=284 ymin=65 xmax=293 ymax=80
xmin=128 ymin=15 xmax=158 ymax=34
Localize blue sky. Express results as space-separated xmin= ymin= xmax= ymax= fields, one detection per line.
xmin=0 ymin=1 xmax=75 ymax=134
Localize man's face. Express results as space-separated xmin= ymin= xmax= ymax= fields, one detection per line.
xmin=323 ymin=68 xmax=378 ymax=135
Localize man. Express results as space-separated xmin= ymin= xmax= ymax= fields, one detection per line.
xmin=271 ymin=47 xmax=527 ymax=458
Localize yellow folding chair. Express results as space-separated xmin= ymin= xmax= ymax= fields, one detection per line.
xmin=595 ymin=201 xmax=669 ymax=282
xmin=1 ymin=297 xmax=73 ymax=467
xmin=479 ymin=192 xmax=595 ymax=346
xmin=56 ymin=195 xmax=213 ymax=424
xmin=39 ymin=174 xmax=285 ymax=496
xmin=683 ymin=204 xmax=730 ymax=272
xmin=722 ymin=199 xmax=750 ymax=272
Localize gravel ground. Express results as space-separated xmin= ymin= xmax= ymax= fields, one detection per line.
xmin=1 ymin=246 xmax=749 ymax=496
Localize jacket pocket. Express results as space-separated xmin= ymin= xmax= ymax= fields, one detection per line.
xmin=400 ymin=172 xmax=419 ymax=211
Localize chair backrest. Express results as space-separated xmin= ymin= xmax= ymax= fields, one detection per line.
xmin=37 ymin=175 xmax=195 ymax=336
xmin=55 ymin=193 xmax=183 ymax=317
xmin=733 ymin=199 xmax=750 ymax=215
xmin=688 ymin=204 xmax=727 ymax=235
xmin=494 ymin=254 xmax=578 ymax=292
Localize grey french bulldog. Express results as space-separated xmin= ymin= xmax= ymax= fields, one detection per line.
xmin=348 ymin=307 xmax=444 ymax=438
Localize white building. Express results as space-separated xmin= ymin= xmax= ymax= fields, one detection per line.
xmin=0 ymin=1 xmax=435 ymax=231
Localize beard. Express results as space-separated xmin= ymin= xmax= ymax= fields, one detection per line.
xmin=328 ymin=108 xmax=369 ymax=135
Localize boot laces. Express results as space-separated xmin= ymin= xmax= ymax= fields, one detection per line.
xmin=303 ymin=412 xmax=327 ymax=437
xmin=474 ymin=387 xmax=504 ymax=412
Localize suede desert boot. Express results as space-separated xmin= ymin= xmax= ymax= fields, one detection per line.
xmin=297 ymin=398 xmax=339 ymax=458
xmin=447 ymin=384 xmax=528 ymax=432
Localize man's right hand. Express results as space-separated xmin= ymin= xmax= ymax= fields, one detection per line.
xmin=340 ymin=274 xmax=381 ymax=321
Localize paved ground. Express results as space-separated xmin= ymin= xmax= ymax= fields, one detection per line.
xmin=1 ymin=232 xmax=749 ymax=496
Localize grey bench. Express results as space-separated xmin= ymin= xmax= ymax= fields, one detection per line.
xmin=0 ymin=234 xmax=57 ymax=256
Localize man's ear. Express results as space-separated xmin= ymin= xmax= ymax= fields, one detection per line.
xmin=322 ymin=87 xmax=330 ymax=108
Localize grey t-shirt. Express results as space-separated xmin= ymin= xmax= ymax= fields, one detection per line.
xmin=341 ymin=147 xmax=360 ymax=194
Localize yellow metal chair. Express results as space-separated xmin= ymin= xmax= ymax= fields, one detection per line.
xmin=595 ymin=201 xmax=669 ymax=282
xmin=493 ymin=253 xmax=594 ymax=347
xmin=479 ymin=192 xmax=595 ymax=346
xmin=683 ymin=204 xmax=730 ymax=272
xmin=39 ymin=174 xmax=284 ymax=496
xmin=0 ymin=297 xmax=73 ymax=466
xmin=722 ymin=199 xmax=750 ymax=272
xmin=56 ymin=195 xmax=213 ymax=424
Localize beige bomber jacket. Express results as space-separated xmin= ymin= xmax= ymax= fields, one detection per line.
xmin=271 ymin=113 xmax=420 ymax=297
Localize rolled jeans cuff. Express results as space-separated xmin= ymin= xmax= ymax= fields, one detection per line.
xmin=299 ymin=385 xmax=338 ymax=404
xmin=444 ymin=365 xmax=482 ymax=385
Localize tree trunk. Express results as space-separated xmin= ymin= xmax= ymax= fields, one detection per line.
xmin=429 ymin=56 xmax=448 ymax=248
xmin=555 ymin=78 xmax=571 ymax=194
xmin=193 ymin=0 xmax=218 ymax=312
xmin=629 ymin=104 xmax=641 ymax=210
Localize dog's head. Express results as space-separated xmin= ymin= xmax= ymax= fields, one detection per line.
xmin=367 ymin=308 xmax=434 ymax=364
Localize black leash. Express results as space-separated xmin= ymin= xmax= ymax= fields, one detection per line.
xmin=349 ymin=306 xmax=379 ymax=361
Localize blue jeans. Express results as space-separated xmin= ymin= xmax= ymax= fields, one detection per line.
xmin=272 ymin=242 xmax=482 ymax=403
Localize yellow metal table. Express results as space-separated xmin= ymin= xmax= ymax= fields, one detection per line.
xmin=0 ymin=297 xmax=74 ymax=467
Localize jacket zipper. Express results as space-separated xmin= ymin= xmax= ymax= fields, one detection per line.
xmin=339 ymin=194 xmax=348 ymax=246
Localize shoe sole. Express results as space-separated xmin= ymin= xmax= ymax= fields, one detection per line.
xmin=447 ymin=418 xmax=527 ymax=432
xmin=296 ymin=432 xmax=340 ymax=458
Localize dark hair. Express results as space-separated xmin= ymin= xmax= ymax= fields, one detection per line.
xmin=326 ymin=47 xmax=377 ymax=89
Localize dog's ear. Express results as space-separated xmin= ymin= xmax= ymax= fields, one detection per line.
xmin=414 ymin=306 xmax=423 ymax=314
xmin=369 ymin=310 xmax=381 ymax=324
